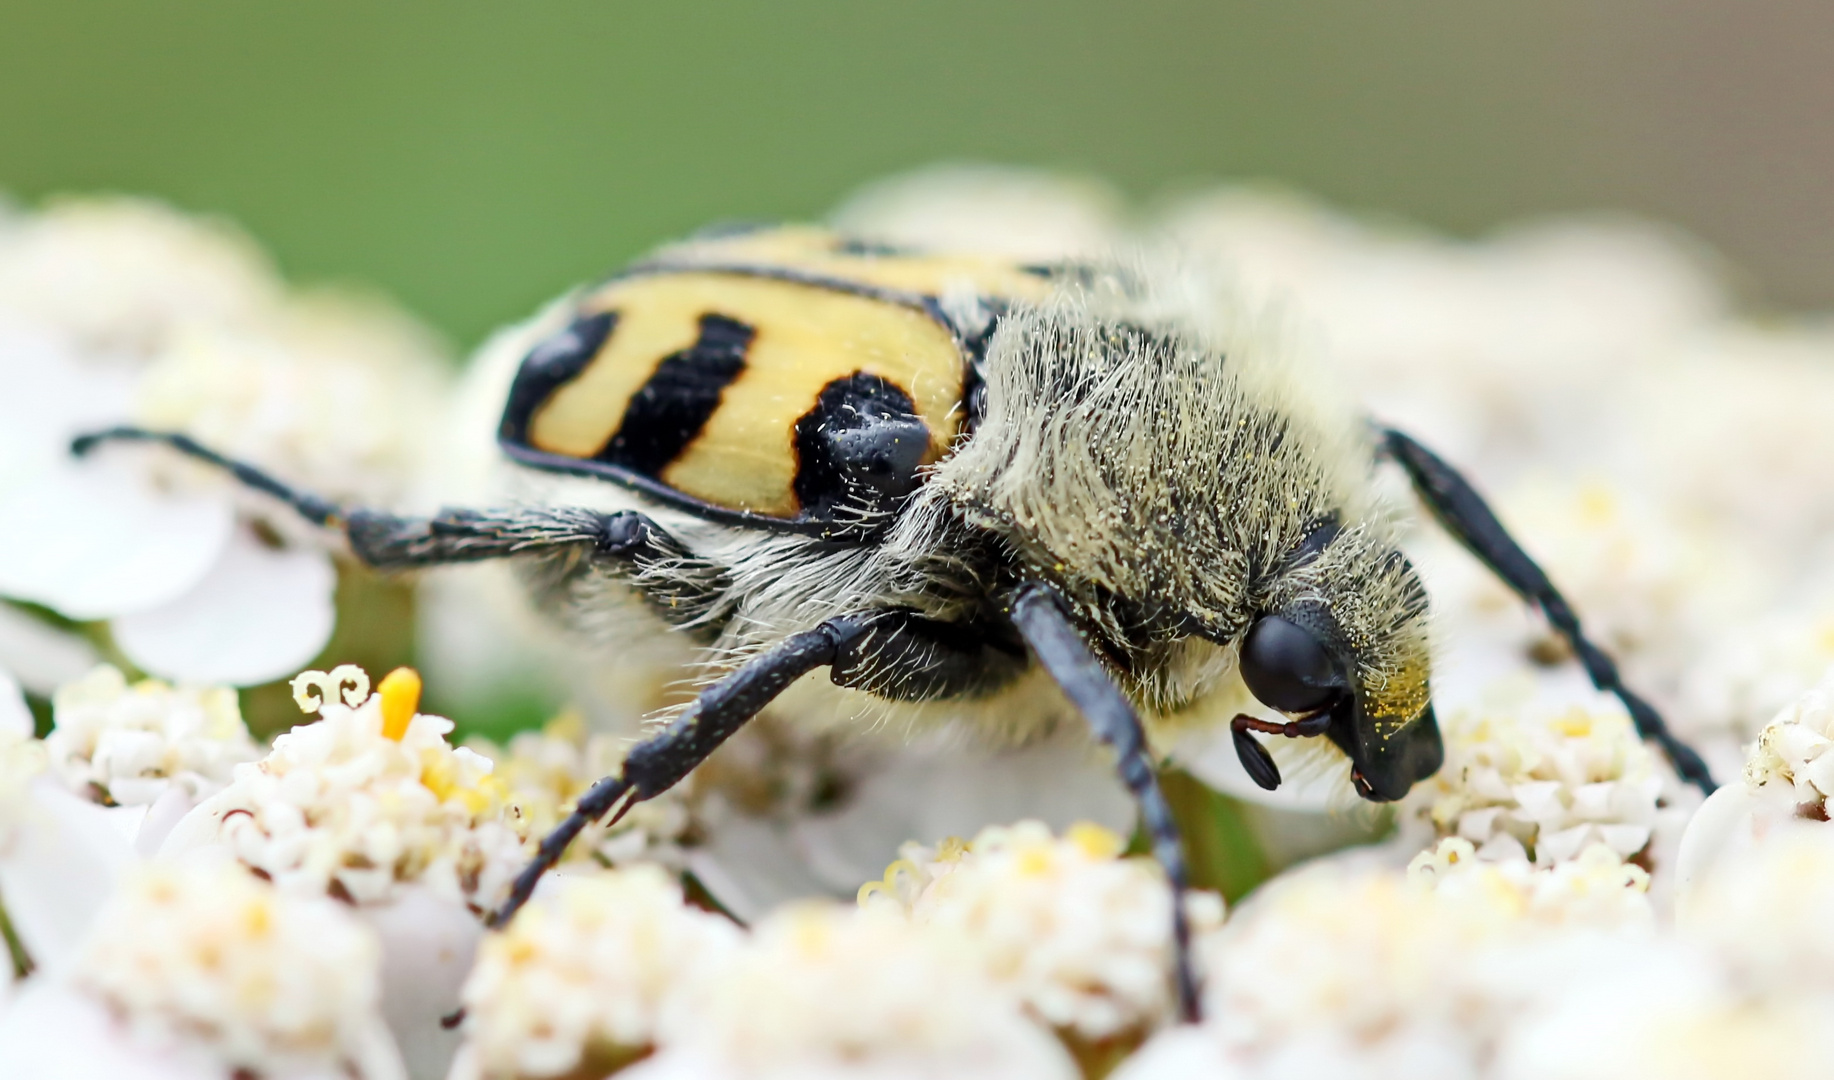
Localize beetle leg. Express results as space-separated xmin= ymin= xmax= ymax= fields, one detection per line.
xmin=70 ymin=424 xmax=729 ymax=622
xmin=1379 ymin=426 xmax=1715 ymax=795
xmin=1009 ymin=581 xmax=1202 ymax=1024
xmin=489 ymin=614 xmax=872 ymax=928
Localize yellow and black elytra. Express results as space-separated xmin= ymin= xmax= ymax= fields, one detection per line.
xmin=73 ymin=223 xmax=1716 ymax=1026
xmin=499 ymin=226 xmax=1056 ymax=534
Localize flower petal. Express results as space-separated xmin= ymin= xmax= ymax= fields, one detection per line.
xmin=0 ymin=979 xmax=232 ymax=1080
xmin=0 ymin=462 xmax=234 ymax=620
xmin=684 ymin=816 xmax=836 ymax=923
xmin=132 ymin=785 xmax=197 ymax=857
xmin=0 ymin=668 xmax=31 ymax=738
xmin=1673 ymin=782 xmax=1799 ymax=927
xmin=359 ymin=884 xmax=481 ymax=1080
xmin=0 ymin=603 xmax=98 ymax=697
xmin=0 ymin=780 xmax=136 ymax=970
xmin=0 ymin=315 xmax=134 ymax=496
xmin=688 ymin=734 xmax=1135 ymax=919
xmin=793 ymin=735 xmax=1133 ymax=893
xmin=113 ymin=527 xmax=335 ymax=686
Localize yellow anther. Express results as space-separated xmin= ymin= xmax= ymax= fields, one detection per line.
xmin=1553 ymin=709 xmax=1594 ymax=738
xmin=542 ymin=707 xmax=586 ymax=745
xmin=378 ymin=667 xmax=422 ymax=741
xmin=1017 ymin=848 xmax=1054 ymax=876
xmin=1066 ymin=821 xmax=1125 ymax=860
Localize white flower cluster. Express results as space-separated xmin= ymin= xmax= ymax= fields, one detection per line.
xmin=1407 ymin=836 xmax=1655 ymax=929
xmin=45 ymin=664 xmax=258 ymax=808
xmin=170 ymin=665 xmax=525 ymax=910
xmin=73 ymin=860 xmax=400 ymax=1077
xmin=863 ymin=820 xmax=1225 ymax=1046
xmin=1400 ymin=704 xmax=1664 ymax=866
xmin=1741 ymin=667 xmax=1834 ymax=810
xmin=1184 ymin=840 xmax=1653 ymax=1073
xmin=451 ymin=865 xmax=739 ymax=1080
xmin=453 ymin=821 xmax=1223 ymax=1080
xmin=637 ymin=902 xmax=1074 ymax=1080
xmin=467 ymin=712 xmax=694 ymax=868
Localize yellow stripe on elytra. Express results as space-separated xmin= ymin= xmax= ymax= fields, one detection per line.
xmin=527 ymin=287 xmax=706 ymax=459
xmin=663 ymin=278 xmax=961 ymax=517
xmin=533 ymin=273 xmax=964 ymax=519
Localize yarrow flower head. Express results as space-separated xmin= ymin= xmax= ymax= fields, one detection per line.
xmin=64 ymin=859 xmax=403 ymax=1079
xmin=467 ymin=711 xmax=694 ymax=867
xmin=1741 ymin=665 xmax=1834 ymax=813
xmin=451 ymin=864 xmax=740 ymax=1080
xmin=1400 ymin=703 xmax=1663 ymax=866
xmin=862 ymin=820 xmax=1224 ymax=1054
xmin=634 ymin=901 xmax=1077 ymax=1080
xmin=167 ymin=664 xmax=526 ymax=910
xmin=1185 ymin=839 xmax=1654 ymax=1078
xmin=45 ymin=664 xmax=257 ymax=808
xmin=1407 ymin=836 xmax=1654 ymax=930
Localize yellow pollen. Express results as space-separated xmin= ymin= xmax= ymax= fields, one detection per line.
xmin=1066 ymin=821 xmax=1124 ymax=860
xmin=242 ymin=897 xmax=273 ymax=938
xmin=542 ymin=707 xmax=587 ymax=745
xmin=379 ymin=667 xmax=422 ymax=741
xmin=1016 ymin=847 xmax=1054 ymax=876
xmin=1553 ymin=710 xmax=1594 ymax=738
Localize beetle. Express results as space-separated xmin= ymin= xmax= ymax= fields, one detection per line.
xmin=76 ymin=225 xmax=1714 ymax=1020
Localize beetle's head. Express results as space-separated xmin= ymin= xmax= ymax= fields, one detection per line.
xmin=933 ymin=283 xmax=1443 ymax=800
xmin=1228 ymin=526 xmax=1441 ymax=802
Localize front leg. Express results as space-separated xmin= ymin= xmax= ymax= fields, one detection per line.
xmin=1009 ymin=581 xmax=1202 ymax=1023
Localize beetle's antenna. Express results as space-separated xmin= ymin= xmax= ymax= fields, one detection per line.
xmin=1380 ymin=426 xmax=1717 ymax=795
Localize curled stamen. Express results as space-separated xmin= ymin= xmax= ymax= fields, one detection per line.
xmin=290 ymin=665 xmax=371 ymax=715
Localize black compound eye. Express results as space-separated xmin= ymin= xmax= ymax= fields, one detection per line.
xmin=1240 ymin=615 xmax=1342 ymax=713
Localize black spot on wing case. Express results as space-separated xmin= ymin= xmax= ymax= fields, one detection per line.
xmin=793 ymin=372 xmax=931 ymax=520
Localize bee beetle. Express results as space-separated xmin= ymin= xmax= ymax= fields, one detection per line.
xmin=77 ymin=225 xmax=1714 ymax=1021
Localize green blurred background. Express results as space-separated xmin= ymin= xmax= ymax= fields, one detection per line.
xmin=6 ymin=0 xmax=1833 ymax=350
